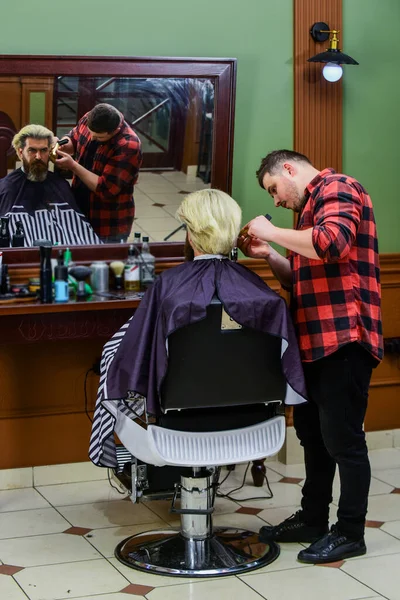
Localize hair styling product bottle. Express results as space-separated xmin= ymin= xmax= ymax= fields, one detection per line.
xmin=140 ymin=237 xmax=155 ymax=290
xmin=124 ymin=245 xmax=141 ymax=292
xmin=39 ymin=245 xmax=53 ymax=303
xmin=11 ymin=221 xmax=25 ymax=247
xmin=0 ymin=217 xmax=10 ymax=248
xmin=54 ymin=250 xmax=69 ymax=302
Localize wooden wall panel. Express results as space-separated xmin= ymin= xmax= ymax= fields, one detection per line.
xmin=294 ymin=0 xmax=343 ymax=172
xmin=0 ymin=339 xmax=102 ymax=469
xmin=0 ymin=414 xmax=95 ymax=469
xmin=0 ymin=76 xmax=21 ymax=131
xmin=20 ymin=77 xmax=54 ymax=130
xmin=366 ymin=253 xmax=400 ymax=431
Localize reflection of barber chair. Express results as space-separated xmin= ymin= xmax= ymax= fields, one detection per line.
xmin=106 ymin=297 xmax=288 ymax=577
xmin=0 ymin=111 xmax=17 ymax=179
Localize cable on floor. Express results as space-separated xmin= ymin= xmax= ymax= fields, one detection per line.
xmin=107 ymin=468 xmax=129 ymax=495
xmin=216 ymin=462 xmax=273 ymax=502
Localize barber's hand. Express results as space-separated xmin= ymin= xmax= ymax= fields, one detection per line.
xmin=55 ymin=149 xmax=76 ymax=171
xmin=237 ymin=231 xmax=272 ymax=259
xmin=247 ymin=215 xmax=276 ymax=242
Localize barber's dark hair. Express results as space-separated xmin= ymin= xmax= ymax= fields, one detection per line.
xmin=87 ymin=103 xmax=121 ymax=133
xmin=256 ymin=149 xmax=312 ymax=188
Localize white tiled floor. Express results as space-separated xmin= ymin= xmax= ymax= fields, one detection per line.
xmin=131 ymin=170 xmax=210 ymax=243
xmin=0 ymin=448 xmax=400 ymax=599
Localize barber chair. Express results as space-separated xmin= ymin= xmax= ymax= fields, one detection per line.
xmin=106 ymin=297 xmax=288 ymax=577
xmin=0 ymin=111 xmax=17 ymax=178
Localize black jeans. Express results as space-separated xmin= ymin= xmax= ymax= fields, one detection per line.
xmin=293 ymin=343 xmax=375 ymax=539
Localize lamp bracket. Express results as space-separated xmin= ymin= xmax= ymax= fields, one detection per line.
xmin=310 ymin=22 xmax=330 ymax=43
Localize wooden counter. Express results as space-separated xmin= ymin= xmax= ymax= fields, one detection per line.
xmin=0 ymin=293 xmax=144 ymax=469
xmin=0 ymin=251 xmax=399 ymax=470
xmin=0 ymin=293 xmax=141 ymax=345
xmin=0 ymin=293 xmax=141 ymax=316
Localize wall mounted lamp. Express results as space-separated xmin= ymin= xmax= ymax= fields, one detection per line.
xmin=308 ymin=22 xmax=359 ymax=82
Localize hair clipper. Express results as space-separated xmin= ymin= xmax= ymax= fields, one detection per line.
xmin=50 ymin=138 xmax=69 ymax=163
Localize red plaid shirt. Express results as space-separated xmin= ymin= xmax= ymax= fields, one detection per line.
xmin=68 ymin=114 xmax=142 ymax=239
xmin=290 ymin=168 xmax=383 ymax=363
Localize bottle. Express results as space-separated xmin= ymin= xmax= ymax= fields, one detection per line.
xmin=64 ymin=247 xmax=76 ymax=295
xmin=90 ymin=261 xmax=109 ymax=292
xmin=134 ymin=231 xmax=141 ymax=244
xmin=12 ymin=221 xmax=25 ymax=247
xmin=54 ymin=250 xmax=69 ymax=302
xmin=1 ymin=264 xmax=10 ymax=294
xmin=64 ymin=247 xmax=73 ymax=267
xmin=39 ymin=245 xmax=53 ymax=303
xmin=124 ymin=245 xmax=140 ymax=292
xmin=140 ymin=236 xmax=155 ymax=289
xmin=0 ymin=217 xmax=10 ymax=248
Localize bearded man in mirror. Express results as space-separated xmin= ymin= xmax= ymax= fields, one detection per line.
xmin=0 ymin=124 xmax=100 ymax=246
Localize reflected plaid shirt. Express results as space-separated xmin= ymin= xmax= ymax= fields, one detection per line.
xmin=68 ymin=114 xmax=142 ymax=238
xmin=290 ymin=168 xmax=383 ymax=363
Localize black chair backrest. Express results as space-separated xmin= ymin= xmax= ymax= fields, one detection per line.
xmin=160 ymin=298 xmax=286 ymax=412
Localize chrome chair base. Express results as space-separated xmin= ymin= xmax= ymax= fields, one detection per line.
xmin=115 ymin=527 xmax=280 ymax=577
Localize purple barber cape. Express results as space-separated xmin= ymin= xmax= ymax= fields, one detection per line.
xmin=0 ymin=168 xmax=100 ymax=245
xmin=89 ymin=257 xmax=307 ymax=468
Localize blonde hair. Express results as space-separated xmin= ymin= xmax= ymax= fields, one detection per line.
xmin=176 ymin=189 xmax=242 ymax=255
xmin=12 ymin=124 xmax=54 ymax=152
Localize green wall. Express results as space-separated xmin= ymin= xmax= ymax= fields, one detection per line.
xmin=343 ymin=0 xmax=400 ymax=252
xmin=1 ymin=0 xmax=294 ymax=232
xmin=2 ymin=1 xmax=397 ymax=251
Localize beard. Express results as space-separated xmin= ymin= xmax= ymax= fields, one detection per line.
xmin=282 ymin=178 xmax=305 ymax=213
xmin=294 ymin=196 xmax=307 ymax=213
xmin=23 ymin=158 xmax=48 ymax=182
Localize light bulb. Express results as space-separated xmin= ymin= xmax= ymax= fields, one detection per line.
xmin=322 ymin=62 xmax=343 ymax=82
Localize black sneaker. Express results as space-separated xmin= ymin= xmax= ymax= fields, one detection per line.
xmin=297 ymin=524 xmax=366 ymax=564
xmin=259 ymin=511 xmax=329 ymax=543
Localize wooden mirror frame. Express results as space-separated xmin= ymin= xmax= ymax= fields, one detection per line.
xmin=0 ymin=55 xmax=237 ymax=265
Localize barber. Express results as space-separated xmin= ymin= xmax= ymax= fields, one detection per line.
xmin=55 ymin=103 xmax=142 ymax=243
xmin=238 ymin=149 xmax=383 ymax=564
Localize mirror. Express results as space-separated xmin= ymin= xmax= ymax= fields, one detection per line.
xmin=0 ymin=56 xmax=236 ymax=248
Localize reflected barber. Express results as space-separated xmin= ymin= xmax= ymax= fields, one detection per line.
xmin=56 ymin=103 xmax=142 ymax=243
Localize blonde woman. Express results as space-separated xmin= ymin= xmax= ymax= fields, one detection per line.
xmin=89 ymin=189 xmax=307 ymax=467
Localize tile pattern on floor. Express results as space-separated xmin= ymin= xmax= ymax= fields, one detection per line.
xmin=131 ymin=170 xmax=210 ymax=243
xmin=0 ymin=447 xmax=399 ymax=599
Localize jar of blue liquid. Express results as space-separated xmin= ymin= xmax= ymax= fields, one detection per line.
xmin=54 ymin=263 xmax=69 ymax=302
